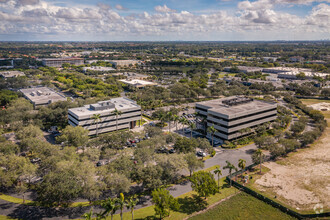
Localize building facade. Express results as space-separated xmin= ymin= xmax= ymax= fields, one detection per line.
xmin=42 ymin=58 xmax=84 ymax=67
xmin=68 ymin=97 xmax=141 ymax=136
xmin=196 ymin=96 xmax=277 ymax=142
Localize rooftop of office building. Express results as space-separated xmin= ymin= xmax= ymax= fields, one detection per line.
xmin=69 ymin=97 xmax=140 ymax=117
xmin=20 ymin=87 xmax=67 ymax=105
xmin=196 ymin=96 xmax=277 ymax=117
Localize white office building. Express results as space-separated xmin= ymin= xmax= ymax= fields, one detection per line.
xmin=196 ymin=96 xmax=277 ymax=142
xmin=68 ymin=97 xmax=141 ymax=136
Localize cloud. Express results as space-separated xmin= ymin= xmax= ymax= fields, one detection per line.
xmin=115 ymin=4 xmax=128 ymax=11
xmin=154 ymin=5 xmax=176 ymax=13
xmin=0 ymin=0 xmax=329 ymax=40
xmin=16 ymin=0 xmax=39 ymax=6
xmin=97 ymin=2 xmax=111 ymax=11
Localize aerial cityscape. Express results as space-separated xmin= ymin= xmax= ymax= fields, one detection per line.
xmin=0 ymin=0 xmax=329 ymax=220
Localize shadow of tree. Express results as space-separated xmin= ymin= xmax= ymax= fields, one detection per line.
xmin=177 ymin=195 xmax=207 ymax=215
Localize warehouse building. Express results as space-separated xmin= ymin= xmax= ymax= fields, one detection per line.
xmin=196 ymin=96 xmax=277 ymax=142
xmin=68 ymin=97 xmax=141 ymax=136
xmin=42 ymin=58 xmax=84 ymax=67
xmin=20 ymin=87 xmax=67 ymax=108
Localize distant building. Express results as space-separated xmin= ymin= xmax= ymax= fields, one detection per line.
xmin=263 ymin=57 xmax=278 ymax=62
xmin=20 ymin=87 xmax=67 ymax=108
xmin=196 ymin=96 xmax=277 ymax=142
xmin=289 ymin=56 xmax=305 ymax=62
xmin=109 ymin=60 xmax=141 ymax=68
xmin=68 ymin=97 xmax=141 ymax=136
xmin=119 ymin=79 xmax=157 ymax=89
xmin=224 ymin=66 xmax=263 ymax=73
xmin=0 ymin=71 xmax=25 ymax=78
xmin=263 ymin=67 xmax=328 ymax=79
xmin=42 ymin=58 xmax=84 ymax=67
xmin=82 ymin=66 xmax=115 ymax=73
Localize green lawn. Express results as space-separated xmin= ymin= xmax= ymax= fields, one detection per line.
xmin=189 ymin=192 xmax=297 ymax=220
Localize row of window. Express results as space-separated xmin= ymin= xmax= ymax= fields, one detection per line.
xmin=68 ymin=109 xmax=141 ymax=122
xmin=208 ymin=113 xmax=277 ymax=129
xmin=69 ymin=114 xmax=140 ymax=127
xmin=208 ymin=107 xmax=277 ymax=122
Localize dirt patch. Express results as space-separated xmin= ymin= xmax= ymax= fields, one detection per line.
xmin=309 ymin=102 xmax=330 ymax=111
xmin=255 ymin=111 xmax=330 ymax=211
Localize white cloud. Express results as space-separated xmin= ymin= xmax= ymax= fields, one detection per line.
xmin=0 ymin=0 xmax=329 ymax=40
xmin=154 ymin=4 xmax=176 ymax=13
xmin=115 ymin=4 xmax=128 ymax=11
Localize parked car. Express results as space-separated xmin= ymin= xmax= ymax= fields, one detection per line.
xmin=196 ymin=151 xmax=206 ymax=157
xmin=169 ymin=149 xmax=176 ymax=154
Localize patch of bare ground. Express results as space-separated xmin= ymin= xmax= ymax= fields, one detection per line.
xmin=255 ymin=109 xmax=330 ymax=211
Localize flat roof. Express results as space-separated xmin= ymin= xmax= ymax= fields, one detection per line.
xmin=42 ymin=58 xmax=84 ymax=61
xmin=196 ymin=96 xmax=277 ymax=117
xmin=69 ymin=97 xmax=140 ymax=117
xmin=119 ymin=79 xmax=156 ymax=86
xmin=20 ymin=87 xmax=67 ymax=105
xmin=0 ymin=71 xmax=25 ymax=78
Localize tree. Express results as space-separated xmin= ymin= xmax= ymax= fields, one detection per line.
xmin=151 ymin=188 xmax=179 ymax=219
xmin=173 ymin=114 xmax=180 ymax=132
xmin=126 ymin=196 xmax=139 ymax=220
xmin=56 ymin=125 xmax=88 ymax=147
xmin=165 ymin=111 xmax=173 ymax=132
xmin=189 ymin=171 xmax=218 ymax=199
xmin=16 ymin=124 xmax=43 ymax=140
xmin=213 ymin=166 xmax=222 ymax=189
xmin=101 ymin=198 xmax=118 ymax=220
xmin=189 ymin=122 xmax=196 ymax=138
xmin=113 ymin=108 xmax=122 ymax=131
xmin=174 ymin=136 xmax=198 ymax=153
xmin=91 ymin=114 xmax=102 ymax=136
xmin=82 ymin=208 xmax=94 ymax=220
xmin=117 ymin=193 xmax=126 ymax=220
xmin=238 ymin=159 xmax=246 ymax=170
xmin=279 ymin=138 xmax=301 ymax=153
xmin=185 ymin=153 xmax=204 ymax=176
xmin=207 ymin=125 xmax=217 ymax=147
xmin=252 ymin=149 xmax=265 ymax=174
xmin=223 ymin=161 xmax=237 ymax=187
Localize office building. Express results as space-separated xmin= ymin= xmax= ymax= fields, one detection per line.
xmin=119 ymin=79 xmax=157 ymax=89
xmin=196 ymin=96 xmax=277 ymax=142
xmin=42 ymin=58 xmax=84 ymax=67
xmin=20 ymin=87 xmax=67 ymax=108
xmin=68 ymin=97 xmax=141 ymax=136
xmin=109 ymin=60 xmax=141 ymax=68
xmin=0 ymin=71 xmax=25 ymax=78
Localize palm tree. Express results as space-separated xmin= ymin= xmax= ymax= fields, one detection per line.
xmin=117 ymin=193 xmax=126 ymax=220
xmin=113 ymin=108 xmax=122 ymax=131
xmin=255 ymin=149 xmax=264 ymax=174
xmin=207 ymin=125 xmax=217 ymax=147
xmin=214 ymin=166 xmax=222 ymax=189
xmin=189 ymin=122 xmax=196 ymax=138
xmin=165 ymin=111 xmax=173 ymax=132
xmin=223 ymin=160 xmax=238 ymax=187
xmin=82 ymin=208 xmax=94 ymax=220
xmin=126 ymin=196 xmax=139 ymax=220
xmin=101 ymin=198 xmax=118 ymax=220
xmin=238 ymin=159 xmax=246 ymax=170
xmin=173 ymin=114 xmax=180 ymax=132
xmin=178 ymin=117 xmax=186 ymax=134
xmin=91 ymin=114 xmax=102 ymax=136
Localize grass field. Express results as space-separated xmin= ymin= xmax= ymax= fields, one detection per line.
xmin=189 ymin=192 xmax=297 ymax=220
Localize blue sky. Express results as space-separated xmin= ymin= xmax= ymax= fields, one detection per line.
xmin=0 ymin=0 xmax=329 ymax=41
